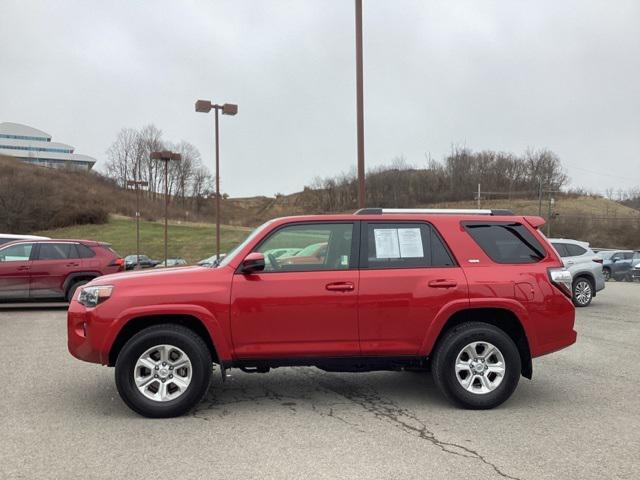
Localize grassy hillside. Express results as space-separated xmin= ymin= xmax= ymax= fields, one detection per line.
xmin=36 ymin=215 xmax=252 ymax=264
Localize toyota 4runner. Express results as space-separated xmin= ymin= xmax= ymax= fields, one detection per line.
xmin=68 ymin=209 xmax=576 ymax=417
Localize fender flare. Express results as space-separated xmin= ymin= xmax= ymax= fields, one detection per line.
xmin=102 ymin=303 xmax=232 ymax=364
xmin=419 ymin=298 xmax=534 ymax=357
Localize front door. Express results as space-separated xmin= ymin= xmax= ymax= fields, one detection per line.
xmin=0 ymin=242 xmax=34 ymax=300
xmin=230 ymin=222 xmax=360 ymax=359
xmin=357 ymin=222 xmax=468 ymax=355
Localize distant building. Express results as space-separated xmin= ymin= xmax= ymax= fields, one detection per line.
xmin=0 ymin=122 xmax=96 ymax=170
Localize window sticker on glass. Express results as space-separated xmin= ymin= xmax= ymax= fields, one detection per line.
xmin=398 ymin=228 xmax=424 ymax=258
xmin=373 ymin=229 xmax=400 ymax=258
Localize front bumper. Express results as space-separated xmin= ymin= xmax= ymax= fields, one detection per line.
xmin=67 ymin=300 xmax=109 ymax=364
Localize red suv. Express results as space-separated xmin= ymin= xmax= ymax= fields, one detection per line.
xmin=68 ymin=209 xmax=576 ymax=417
xmin=0 ymin=239 xmax=124 ymax=302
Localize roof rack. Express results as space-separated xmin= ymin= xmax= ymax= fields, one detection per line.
xmin=354 ymin=208 xmax=514 ymax=216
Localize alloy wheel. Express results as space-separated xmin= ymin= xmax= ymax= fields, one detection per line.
xmin=455 ymin=341 xmax=505 ymax=394
xmin=134 ymin=344 xmax=192 ymax=402
xmin=574 ymin=280 xmax=592 ymax=306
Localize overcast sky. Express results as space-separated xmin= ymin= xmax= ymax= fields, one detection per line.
xmin=1 ymin=0 xmax=639 ymax=197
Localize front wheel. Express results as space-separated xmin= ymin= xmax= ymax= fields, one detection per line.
xmin=115 ymin=324 xmax=212 ymax=418
xmin=603 ymin=268 xmax=611 ymax=282
xmin=432 ymin=322 xmax=521 ymax=409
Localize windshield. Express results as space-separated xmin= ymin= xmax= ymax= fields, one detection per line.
xmin=217 ymin=220 xmax=275 ymax=268
xmin=599 ymin=251 xmax=614 ymax=259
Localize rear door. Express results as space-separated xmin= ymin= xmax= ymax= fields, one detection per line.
xmin=357 ymin=221 xmax=468 ymax=356
xmin=0 ymin=242 xmax=34 ymax=300
xmin=29 ymin=242 xmax=80 ymax=299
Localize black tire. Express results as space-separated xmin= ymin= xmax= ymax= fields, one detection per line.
xmin=432 ymin=322 xmax=521 ymax=409
xmin=603 ymin=268 xmax=611 ymax=282
xmin=66 ymin=280 xmax=89 ymax=302
xmin=115 ymin=324 xmax=212 ymax=418
xmin=572 ymin=277 xmax=593 ymax=307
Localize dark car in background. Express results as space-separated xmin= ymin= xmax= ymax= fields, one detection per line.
xmin=124 ymin=254 xmax=160 ymax=270
xmin=600 ymin=250 xmax=636 ymax=281
xmin=154 ymin=258 xmax=187 ymax=268
xmin=0 ymin=239 xmax=124 ymax=302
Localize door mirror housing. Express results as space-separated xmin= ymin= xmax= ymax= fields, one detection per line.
xmin=240 ymin=252 xmax=265 ymax=274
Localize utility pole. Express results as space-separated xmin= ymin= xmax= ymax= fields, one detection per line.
xmin=126 ymin=178 xmax=148 ymax=269
xmin=355 ymin=0 xmax=365 ymax=208
xmin=477 ymin=183 xmax=481 ymax=208
xmin=150 ymin=151 xmax=181 ymax=266
xmin=538 ymin=178 xmax=543 ymax=216
xmin=547 ymin=195 xmax=555 ymax=237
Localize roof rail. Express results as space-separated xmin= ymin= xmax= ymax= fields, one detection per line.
xmin=354 ymin=208 xmax=514 ymax=216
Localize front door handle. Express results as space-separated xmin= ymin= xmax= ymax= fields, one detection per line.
xmin=17 ymin=265 xmax=30 ymax=272
xmin=66 ymin=262 xmax=80 ymax=267
xmin=428 ymin=279 xmax=457 ymax=288
xmin=325 ymin=282 xmax=355 ymax=292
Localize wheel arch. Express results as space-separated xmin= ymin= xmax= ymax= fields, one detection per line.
xmin=429 ymin=308 xmax=533 ymax=379
xmin=108 ymin=314 xmax=219 ymax=367
xmin=63 ymin=272 xmax=100 ymax=294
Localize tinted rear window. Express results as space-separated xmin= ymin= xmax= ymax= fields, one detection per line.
xmin=464 ymin=222 xmax=546 ymax=264
xmin=551 ymin=243 xmax=569 ymax=257
xmin=77 ymin=244 xmax=96 ymax=258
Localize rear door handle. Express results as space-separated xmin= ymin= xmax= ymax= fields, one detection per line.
xmin=428 ymin=279 xmax=457 ymax=288
xmin=325 ymin=282 xmax=355 ymax=292
xmin=17 ymin=266 xmax=30 ymax=271
xmin=66 ymin=262 xmax=80 ymax=267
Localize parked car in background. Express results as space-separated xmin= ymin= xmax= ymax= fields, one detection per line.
xmin=0 ymin=233 xmax=49 ymax=246
xmin=0 ymin=239 xmax=124 ymax=302
xmin=633 ymin=251 xmax=640 ymax=268
xmin=600 ymin=250 xmax=635 ymax=281
xmin=197 ymin=254 xmax=226 ymax=267
xmin=632 ymin=263 xmax=640 ymax=281
xmin=124 ymin=254 xmax=160 ymax=270
xmin=154 ymin=258 xmax=188 ymax=268
xmin=549 ymin=238 xmax=605 ymax=307
xmin=68 ymin=209 xmax=576 ymax=417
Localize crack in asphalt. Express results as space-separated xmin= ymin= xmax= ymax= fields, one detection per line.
xmin=312 ymin=374 xmax=520 ymax=480
xmin=191 ymin=369 xmax=519 ymax=479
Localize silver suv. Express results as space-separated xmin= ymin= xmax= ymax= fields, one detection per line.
xmin=549 ymin=238 xmax=605 ymax=307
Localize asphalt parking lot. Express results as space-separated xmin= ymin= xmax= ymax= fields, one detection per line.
xmin=1 ymin=283 xmax=638 ymax=480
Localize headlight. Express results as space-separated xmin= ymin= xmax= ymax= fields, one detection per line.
xmin=77 ymin=285 xmax=114 ymax=307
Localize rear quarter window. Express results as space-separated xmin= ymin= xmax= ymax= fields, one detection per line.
xmin=464 ymin=222 xmax=546 ymax=264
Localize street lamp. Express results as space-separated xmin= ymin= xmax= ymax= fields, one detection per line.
xmin=150 ymin=150 xmax=181 ymax=266
xmin=126 ymin=178 xmax=149 ymax=269
xmin=195 ymin=99 xmax=238 ymax=261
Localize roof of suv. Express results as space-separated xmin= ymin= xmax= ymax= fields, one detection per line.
xmin=0 ymin=238 xmax=110 ymax=247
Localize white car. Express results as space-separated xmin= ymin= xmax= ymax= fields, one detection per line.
xmin=0 ymin=233 xmax=50 ymax=246
xmin=549 ymin=238 xmax=605 ymax=307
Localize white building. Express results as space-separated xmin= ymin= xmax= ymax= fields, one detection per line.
xmin=0 ymin=122 xmax=96 ymax=170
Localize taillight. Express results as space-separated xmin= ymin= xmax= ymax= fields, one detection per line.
xmin=548 ymin=268 xmax=573 ymax=299
xmin=109 ymin=258 xmax=125 ymax=270
xmin=592 ymin=258 xmax=603 ymax=264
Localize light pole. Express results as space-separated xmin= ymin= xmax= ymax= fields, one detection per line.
xmin=355 ymin=0 xmax=365 ymax=208
xmin=195 ymin=100 xmax=238 ymax=260
xmin=150 ymin=150 xmax=181 ymax=266
xmin=126 ymin=178 xmax=149 ymax=269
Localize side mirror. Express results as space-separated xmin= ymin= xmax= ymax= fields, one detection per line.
xmin=240 ymin=252 xmax=265 ymax=274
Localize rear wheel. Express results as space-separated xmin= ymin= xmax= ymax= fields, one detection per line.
xmin=115 ymin=324 xmax=212 ymax=418
xmin=572 ymin=277 xmax=593 ymax=307
xmin=432 ymin=322 xmax=521 ymax=409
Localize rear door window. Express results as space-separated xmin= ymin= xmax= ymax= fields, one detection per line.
xmin=361 ymin=222 xmax=455 ymax=269
xmin=551 ymin=243 xmax=569 ymax=258
xmin=36 ymin=243 xmax=77 ymax=260
xmin=464 ymin=222 xmax=546 ymax=264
